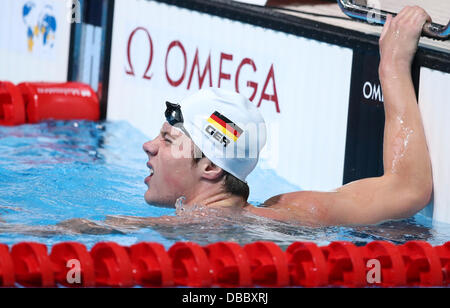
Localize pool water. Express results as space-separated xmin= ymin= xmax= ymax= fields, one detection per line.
xmin=0 ymin=120 xmax=449 ymax=250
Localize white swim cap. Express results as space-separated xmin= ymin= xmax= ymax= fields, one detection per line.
xmin=170 ymin=88 xmax=267 ymax=182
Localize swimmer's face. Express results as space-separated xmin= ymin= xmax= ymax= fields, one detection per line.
xmin=143 ymin=122 xmax=199 ymax=207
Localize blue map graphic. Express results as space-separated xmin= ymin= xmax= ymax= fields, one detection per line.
xmin=22 ymin=2 xmax=57 ymax=52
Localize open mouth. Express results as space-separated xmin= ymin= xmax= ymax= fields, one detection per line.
xmin=145 ymin=162 xmax=154 ymax=184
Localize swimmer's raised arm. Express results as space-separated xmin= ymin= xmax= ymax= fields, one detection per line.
xmin=249 ymin=6 xmax=433 ymax=226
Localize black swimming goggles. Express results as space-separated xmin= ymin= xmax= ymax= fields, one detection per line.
xmin=165 ymin=101 xmax=183 ymax=126
xmin=165 ymin=101 xmax=190 ymax=137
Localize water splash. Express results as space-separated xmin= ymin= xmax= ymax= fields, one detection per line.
xmin=174 ymin=196 xmax=186 ymax=214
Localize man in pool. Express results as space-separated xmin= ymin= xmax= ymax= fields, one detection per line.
xmin=134 ymin=6 xmax=433 ymax=227
xmin=48 ymin=6 xmax=432 ymax=234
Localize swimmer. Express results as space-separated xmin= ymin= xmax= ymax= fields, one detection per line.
xmin=14 ymin=6 xmax=431 ymax=235
xmin=137 ymin=6 xmax=432 ymax=227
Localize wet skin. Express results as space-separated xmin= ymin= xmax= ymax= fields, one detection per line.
xmin=0 ymin=7 xmax=434 ymax=234
xmin=246 ymin=6 xmax=433 ymax=226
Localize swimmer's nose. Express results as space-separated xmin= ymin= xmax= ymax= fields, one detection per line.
xmin=143 ymin=139 xmax=158 ymax=156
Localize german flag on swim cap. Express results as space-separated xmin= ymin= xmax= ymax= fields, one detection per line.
xmin=207 ymin=111 xmax=243 ymax=142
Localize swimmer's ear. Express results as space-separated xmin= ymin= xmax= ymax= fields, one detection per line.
xmin=200 ymin=160 xmax=224 ymax=181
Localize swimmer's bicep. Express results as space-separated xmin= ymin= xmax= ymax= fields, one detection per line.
xmin=263 ymin=175 xmax=418 ymax=226
xmin=319 ymin=175 xmax=421 ymax=225
xmin=261 ymin=191 xmax=334 ymax=226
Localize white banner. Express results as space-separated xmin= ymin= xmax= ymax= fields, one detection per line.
xmin=0 ymin=0 xmax=72 ymax=83
xmin=108 ymin=0 xmax=353 ymax=191
xmin=419 ymin=67 xmax=450 ymax=224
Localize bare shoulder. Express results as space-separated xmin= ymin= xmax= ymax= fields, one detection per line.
xmin=245 ymin=191 xmax=334 ymax=226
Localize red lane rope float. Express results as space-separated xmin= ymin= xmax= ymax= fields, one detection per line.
xmin=361 ymin=241 xmax=406 ymax=287
xmin=10 ymin=242 xmax=54 ymax=287
xmin=400 ymin=241 xmax=443 ymax=286
xmin=244 ymin=241 xmax=290 ymax=287
xmin=286 ymin=242 xmax=328 ymax=287
xmin=129 ymin=242 xmax=174 ymax=287
xmin=435 ymin=242 xmax=450 ymax=286
xmin=0 ymin=240 xmax=449 ymax=287
xmin=204 ymin=242 xmax=252 ymax=287
xmin=0 ymin=81 xmax=26 ymax=125
xmin=168 ymin=242 xmax=213 ymax=287
xmin=50 ymin=242 xmax=95 ymax=287
xmin=0 ymin=81 xmax=99 ymax=125
xmin=323 ymin=241 xmax=366 ymax=287
xmin=17 ymin=82 xmax=99 ymax=123
xmin=90 ymin=242 xmax=133 ymax=287
xmin=0 ymin=243 xmax=14 ymax=287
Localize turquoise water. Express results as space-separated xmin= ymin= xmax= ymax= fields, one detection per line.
xmin=0 ymin=120 xmax=449 ymax=250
